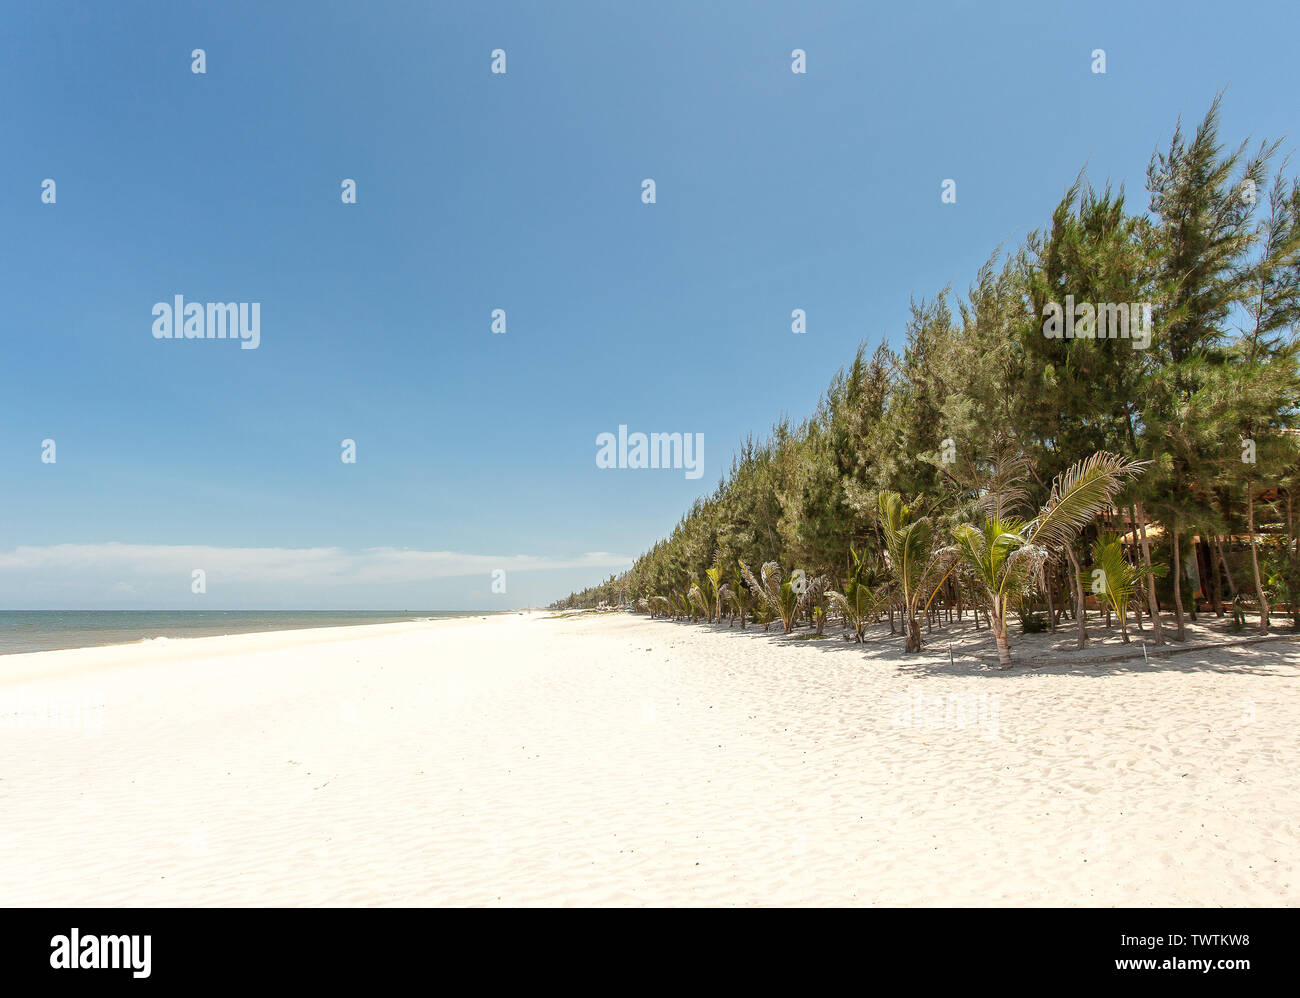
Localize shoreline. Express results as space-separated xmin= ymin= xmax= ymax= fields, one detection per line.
xmin=0 ymin=609 xmax=533 ymax=661
xmin=0 ymin=613 xmax=544 ymax=688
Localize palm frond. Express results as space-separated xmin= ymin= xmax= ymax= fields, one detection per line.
xmin=1029 ymin=452 xmax=1148 ymax=553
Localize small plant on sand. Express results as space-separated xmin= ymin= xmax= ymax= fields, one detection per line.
xmin=1089 ymin=533 xmax=1147 ymax=643
xmin=739 ymin=560 xmax=827 ymax=635
xmin=703 ymin=564 xmax=727 ymax=623
xmin=1018 ymin=610 xmax=1048 ymax=634
xmin=826 ymin=548 xmax=892 ymax=642
xmin=687 ymin=579 xmax=711 ymax=621
xmin=1229 ymin=595 xmax=1247 ymax=633
xmin=727 ymin=574 xmax=751 ymax=628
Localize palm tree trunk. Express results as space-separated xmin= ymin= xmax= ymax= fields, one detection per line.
xmin=1171 ymin=520 xmax=1186 ymax=641
xmin=1215 ymin=534 xmax=1239 ymax=598
xmin=1127 ymin=515 xmax=1144 ymax=631
xmin=1045 ymin=571 xmax=1057 ymax=631
xmin=1128 ymin=522 xmax=1149 ymax=631
xmin=1288 ymin=490 xmax=1295 ymax=558
xmin=1064 ymin=545 xmax=1089 ymax=648
xmin=1134 ymin=502 xmax=1165 ymax=645
xmin=1203 ymin=533 xmax=1223 ymax=616
xmin=904 ymin=613 xmax=922 ymax=652
xmin=1131 ymin=569 xmax=1144 ymax=629
xmin=991 ymin=597 xmax=1013 ymax=668
xmin=1247 ymin=486 xmax=1270 ymax=633
xmin=1287 ymin=491 xmax=1298 ymax=626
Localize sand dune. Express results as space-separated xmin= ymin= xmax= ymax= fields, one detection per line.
xmin=1 ymin=612 xmax=1297 ymax=906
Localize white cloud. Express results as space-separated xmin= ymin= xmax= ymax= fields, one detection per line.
xmin=0 ymin=543 xmax=632 ymax=601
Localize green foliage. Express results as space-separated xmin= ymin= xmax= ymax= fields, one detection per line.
xmin=826 ymin=548 xmax=892 ymax=641
xmin=738 ymin=560 xmax=827 ymax=635
xmin=556 ymin=99 xmax=1300 ymax=653
xmin=877 ymin=492 xmax=958 ymax=651
xmin=949 ymin=451 xmax=1147 ymax=665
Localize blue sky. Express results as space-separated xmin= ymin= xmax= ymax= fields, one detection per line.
xmin=2 ymin=0 xmax=1297 ymax=608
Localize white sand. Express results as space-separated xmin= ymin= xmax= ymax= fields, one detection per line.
xmin=2 ymin=611 xmax=1297 ymax=906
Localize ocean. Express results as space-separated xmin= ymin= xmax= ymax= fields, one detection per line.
xmin=0 ymin=610 xmax=488 ymax=656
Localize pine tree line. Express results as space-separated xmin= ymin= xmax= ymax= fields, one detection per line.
xmin=554 ymin=99 xmax=1300 ymax=664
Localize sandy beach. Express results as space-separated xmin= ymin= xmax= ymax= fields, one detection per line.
xmin=2 ymin=611 xmax=1298 ymax=907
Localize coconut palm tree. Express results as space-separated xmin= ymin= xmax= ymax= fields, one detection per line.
xmin=703 ymin=564 xmax=726 ymax=623
xmin=826 ymin=547 xmax=892 ymax=642
xmin=686 ymin=579 xmax=710 ymax=621
xmin=738 ymin=560 xmax=827 ymax=635
xmin=1090 ymin=533 xmax=1146 ymax=642
xmin=950 ymin=451 xmax=1147 ymax=668
xmin=727 ymin=573 xmax=751 ymax=627
xmin=876 ymin=492 xmax=959 ymax=652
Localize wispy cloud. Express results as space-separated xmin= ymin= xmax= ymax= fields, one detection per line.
xmin=0 ymin=543 xmax=633 ymax=585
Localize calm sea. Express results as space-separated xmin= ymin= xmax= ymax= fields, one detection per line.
xmin=0 ymin=610 xmax=488 ymax=656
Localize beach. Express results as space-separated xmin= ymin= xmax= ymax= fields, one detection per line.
xmin=2 ymin=611 xmax=1298 ymax=907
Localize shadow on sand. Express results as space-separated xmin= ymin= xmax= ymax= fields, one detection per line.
xmin=631 ymin=613 xmax=1300 ymax=679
